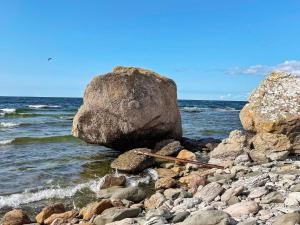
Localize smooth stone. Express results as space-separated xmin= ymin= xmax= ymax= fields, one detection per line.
xmin=171 ymin=211 xmax=190 ymax=223
xmin=272 ymin=212 xmax=300 ymax=225
xmin=1 ymin=209 xmax=31 ymax=225
xmin=182 ymin=210 xmax=231 ymax=225
xmin=98 ymin=186 xmax=125 ymax=199
xmin=163 ymin=188 xmax=181 ymax=200
xmin=110 ymin=186 xmax=146 ymax=203
xmin=260 ymin=191 xmax=284 ymax=204
xmin=237 ymin=218 xmax=257 ymax=225
xmin=155 ymin=168 xmax=178 ymax=178
xmin=223 ymin=201 xmax=259 ymax=218
xmin=106 ymin=218 xmax=141 ymax=225
xmin=36 ymin=203 xmax=65 ymax=224
xmin=176 ymin=149 xmax=196 ymax=162
xmin=93 ymin=207 xmax=141 ymax=225
xmin=99 ymin=175 xmax=126 ymax=189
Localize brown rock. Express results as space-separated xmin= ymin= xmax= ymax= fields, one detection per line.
xmin=240 ymin=71 xmax=300 ymax=152
xmin=99 ymin=175 xmax=126 ymax=189
xmin=272 ymin=212 xmax=300 ymax=225
xmin=36 ymin=203 xmax=65 ymax=224
xmin=249 ymin=132 xmax=291 ymax=162
xmin=179 ymin=173 xmax=207 ymax=189
xmin=44 ymin=211 xmax=78 ymax=225
xmin=176 ymin=149 xmax=196 ymax=164
xmin=79 ymin=199 xmax=113 ymax=220
xmin=155 ymin=177 xmax=177 ymax=189
xmin=110 ymin=148 xmax=154 ymax=173
xmin=155 ymin=168 xmax=178 ymax=178
xmin=72 ymin=66 xmax=182 ymax=149
xmin=144 ymin=193 xmax=166 ymax=209
xmin=223 ymin=201 xmax=259 ymax=218
xmin=1 ymin=209 xmax=30 ymax=225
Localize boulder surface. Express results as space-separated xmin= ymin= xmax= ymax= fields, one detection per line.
xmin=72 ymin=66 xmax=182 ymax=149
xmin=240 ymin=71 xmax=300 ymax=152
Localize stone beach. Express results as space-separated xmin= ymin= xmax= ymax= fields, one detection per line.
xmin=1 ymin=68 xmax=300 ymax=225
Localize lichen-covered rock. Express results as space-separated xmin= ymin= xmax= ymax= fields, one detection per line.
xmin=240 ymin=71 xmax=300 ymax=152
xmin=110 ymin=148 xmax=154 ymax=173
xmin=155 ymin=140 xmax=183 ymax=156
xmin=72 ymin=66 xmax=182 ymax=149
xmin=1 ymin=209 xmax=31 ymax=225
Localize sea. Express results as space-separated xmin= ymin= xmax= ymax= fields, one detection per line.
xmin=0 ymin=96 xmax=246 ymax=217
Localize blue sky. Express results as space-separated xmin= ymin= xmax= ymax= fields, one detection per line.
xmin=1 ymin=0 xmax=300 ymax=100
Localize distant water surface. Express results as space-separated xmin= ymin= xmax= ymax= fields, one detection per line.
xmin=0 ymin=96 xmax=246 ymax=215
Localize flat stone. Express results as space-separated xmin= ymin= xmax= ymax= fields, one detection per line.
xmin=182 ymin=210 xmax=231 ymax=225
xmin=110 ymin=149 xmax=154 ymax=173
xmin=155 ymin=168 xmax=178 ymax=178
xmin=248 ymin=187 xmax=268 ymax=199
xmin=272 ymin=212 xmax=300 ymax=225
xmin=221 ymin=186 xmax=244 ymax=203
xmin=171 ymin=211 xmax=190 ymax=223
xmin=110 ymin=186 xmax=146 ymax=203
xmin=237 ymin=218 xmax=257 ymax=225
xmin=194 ymin=182 xmax=224 ymax=203
xmin=260 ymin=191 xmax=284 ymax=204
xmin=93 ymin=207 xmax=141 ymax=225
xmin=155 ymin=140 xmax=183 ymax=156
xmin=163 ymin=188 xmax=181 ymax=200
xmin=223 ymin=201 xmax=259 ymax=218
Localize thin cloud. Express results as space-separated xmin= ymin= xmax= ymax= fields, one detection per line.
xmin=227 ymin=60 xmax=300 ymax=76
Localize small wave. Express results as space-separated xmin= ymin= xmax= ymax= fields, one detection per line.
xmin=0 ymin=122 xmax=20 ymax=128
xmin=0 ymin=180 xmax=98 ymax=208
xmin=0 ymin=171 xmax=154 ymax=208
xmin=28 ymin=105 xmax=61 ymax=109
xmin=0 ymin=135 xmax=80 ymax=145
xmin=0 ymin=108 xmax=16 ymax=116
xmin=181 ymin=107 xmax=203 ymax=112
xmin=0 ymin=139 xmax=14 ymax=145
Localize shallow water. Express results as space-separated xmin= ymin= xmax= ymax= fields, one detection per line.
xmin=0 ymin=96 xmax=246 ymax=215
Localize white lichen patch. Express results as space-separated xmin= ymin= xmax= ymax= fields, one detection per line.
xmin=248 ymin=71 xmax=300 ymax=121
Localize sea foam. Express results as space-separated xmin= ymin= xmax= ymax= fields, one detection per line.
xmin=0 ymin=122 xmax=20 ymax=128
xmin=28 ymin=105 xmax=60 ymax=109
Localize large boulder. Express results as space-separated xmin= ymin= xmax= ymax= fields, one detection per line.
xmin=72 ymin=66 xmax=182 ymax=149
xmin=240 ymin=71 xmax=300 ymax=152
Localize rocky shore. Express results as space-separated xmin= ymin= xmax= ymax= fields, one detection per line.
xmin=1 ymin=68 xmax=300 ymax=225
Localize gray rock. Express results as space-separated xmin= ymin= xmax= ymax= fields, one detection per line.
xmin=248 ymin=187 xmax=268 ymax=199
xmin=171 ymin=211 xmax=190 ymax=223
xmin=111 ymin=186 xmax=146 ymax=203
xmin=260 ymin=191 xmax=284 ymax=204
xmin=93 ymin=207 xmax=141 ymax=225
xmin=237 ymin=218 xmax=257 ymax=225
xmin=272 ymin=212 xmax=300 ymax=225
xmin=155 ymin=140 xmax=183 ymax=156
xmin=194 ymin=182 xmax=224 ymax=203
xmin=182 ymin=210 xmax=231 ymax=225
xmin=72 ymin=66 xmax=182 ymax=149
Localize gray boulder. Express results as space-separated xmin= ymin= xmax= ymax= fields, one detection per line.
xmin=72 ymin=66 xmax=182 ymax=149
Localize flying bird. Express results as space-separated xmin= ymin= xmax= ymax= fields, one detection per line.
xmin=48 ymin=58 xmax=53 ymax=61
